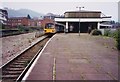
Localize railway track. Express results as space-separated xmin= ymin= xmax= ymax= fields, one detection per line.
xmin=0 ymin=35 xmax=53 ymax=82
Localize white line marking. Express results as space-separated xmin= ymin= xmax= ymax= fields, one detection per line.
xmin=22 ymin=34 xmax=56 ymax=80
xmin=53 ymin=57 xmax=56 ymax=80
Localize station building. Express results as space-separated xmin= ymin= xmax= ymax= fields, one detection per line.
xmin=55 ymin=10 xmax=111 ymax=33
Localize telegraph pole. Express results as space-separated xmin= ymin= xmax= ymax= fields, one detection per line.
xmin=76 ymin=6 xmax=84 ymax=36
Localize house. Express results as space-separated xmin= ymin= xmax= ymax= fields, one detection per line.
xmin=0 ymin=9 xmax=8 ymax=25
xmin=28 ymin=19 xmax=42 ymax=27
xmin=7 ymin=17 xmax=29 ymax=27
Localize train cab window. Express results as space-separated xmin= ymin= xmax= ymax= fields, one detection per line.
xmin=45 ymin=23 xmax=54 ymax=29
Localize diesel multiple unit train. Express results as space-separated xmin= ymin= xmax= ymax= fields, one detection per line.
xmin=44 ymin=23 xmax=65 ymax=34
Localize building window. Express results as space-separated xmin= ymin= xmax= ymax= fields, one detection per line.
xmin=18 ymin=23 xmax=21 ymax=25
xmin=18 ymin=20 xmax=21 ymax=22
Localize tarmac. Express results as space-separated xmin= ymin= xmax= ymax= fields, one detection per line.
xmin=23 ymin=33 xmax=118 ymax=80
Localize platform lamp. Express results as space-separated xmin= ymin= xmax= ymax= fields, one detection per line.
xmin=76 ymin=6 xmax=84 ymax=36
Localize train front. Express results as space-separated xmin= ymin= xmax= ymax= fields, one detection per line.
xmin=44 ymin=23 xmax=56 ymax=34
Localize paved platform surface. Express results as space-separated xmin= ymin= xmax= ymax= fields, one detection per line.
xmin=24 ymin=33 xmax=118 ymax=80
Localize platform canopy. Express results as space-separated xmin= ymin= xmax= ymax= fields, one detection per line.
xmin=55 ymin=17 xmax=111 ymax=22
xmin=55 ymin=10 xmax=112 ymax=33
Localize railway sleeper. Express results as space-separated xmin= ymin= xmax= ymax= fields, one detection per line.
xmin=12 ymin=63 xmax=25 ymax=65
xmin=2 ymin=70 xmax=22 ymax=74
xmin=16 ymin=60 xmax=31 ymax=63
xmin=2 ymin=74 xmax=19 ymax=79
xmin=2 ymin=79 xmax=15 ymax=82
xmin=5 ymin=67 xmax=24 ymax=71
xmin=18 ymin=58 xmax=31 ymax=61
xmin=20 ymin=56 xmax=33 ymax=58
xmin=8 ymin=65 xmax=25 ymax=68
xmin=2 ymin=79 xmax=16 ymax=82
xmin=15 ymin=60 xmax=28 ymax=63
xmin=19 ymin=57 xmax=33 ymax=60
xmin=20 ymin=55 xmax=34 ymax=58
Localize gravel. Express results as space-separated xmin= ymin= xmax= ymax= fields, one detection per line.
xmin=0 ymin=32 xmax=42 ymax=67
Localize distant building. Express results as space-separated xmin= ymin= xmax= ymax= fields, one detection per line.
xmin=55 ymin=10 xmax=111 ymax=33
xmin=7 ymin=17 xmax=30 ymax=27
xmin=44 ymin=13 xmax=56 ymax=20
xmin=0 ymin=9 xmax=8 ymax=25
xmin=7 ymin=15 xmax=43 ymax=27
xmin=28 ymin=19 xmax=42 ymax=27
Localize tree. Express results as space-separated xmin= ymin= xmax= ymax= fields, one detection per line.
xmin=27 ymin=14 xmax=31 ymax=19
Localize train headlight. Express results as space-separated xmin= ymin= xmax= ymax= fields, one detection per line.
xmin=52 ymin=30 xmax=55 ymax=32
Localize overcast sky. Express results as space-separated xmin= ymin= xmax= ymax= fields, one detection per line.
xmin=0 ymin=1 xmax=119 ymax=22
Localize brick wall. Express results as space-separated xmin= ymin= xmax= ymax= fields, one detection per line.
xmin=7 ymin=17 xmax=29 ymax=27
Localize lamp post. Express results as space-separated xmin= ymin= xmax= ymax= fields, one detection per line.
xmin=76 ymin=6 xmax=84 ymax=36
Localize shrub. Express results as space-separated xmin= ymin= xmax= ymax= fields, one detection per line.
xmin=104 ymin=29 xmax=118 ymax=38
xmin=0 ymin=24 xmax=2 ymax=29
xmin=90 ymin=29 xmax=102 ymax=35
xmin=17 ymin=25 xmax=33 ymax=33
xmin=104 ymin=29 xmax=111 ymax=36
xmin=17 ymin=25 xmax=25 ymax=33
xmin=111 ymin=30 xmax=118 ymax=39
xmin=116 ymin=29 xmax=120 ymax=50
xmin=104 ymin=29 xmax=120 ymax=50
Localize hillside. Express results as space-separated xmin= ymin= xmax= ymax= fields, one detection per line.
xmin=5 ymin=8 xmax=44 ymax=18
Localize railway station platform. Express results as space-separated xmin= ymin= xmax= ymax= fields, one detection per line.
xmin=23 ymin=33 xmax=118 ymax=80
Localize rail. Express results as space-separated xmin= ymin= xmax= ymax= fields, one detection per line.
xmin=0 ymin=34 xmax=53 ymax=82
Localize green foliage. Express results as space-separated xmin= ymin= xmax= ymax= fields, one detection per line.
xmin=104 ymin=29 xmax=120 ymax=50
xmin=27 ymin=14 xmax=31 ymax=19
xmin=0 ymin=24 xmax=2 ymax=29
xmin=0 ymin=23 xmax=5 ymax=29
xmin=104 ymin=29 xmax=110 ymax=36
xmin=17 ymin=25 xmax=24 ymax=32
xmin=104 ymin=29 xmax=118 ymax=38
xmin=90 ymin=29 xmax=102 ymax=35
xmin=116 ymin=29 xmax=120 ymax=50
xmin=17 ymin=25 xmax=33 ymax=33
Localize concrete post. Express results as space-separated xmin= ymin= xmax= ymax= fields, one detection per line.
xmin=97 ymin=22 xmax=100 ymax=30
xmin=66 ymin=22 xmax=68 ymax=33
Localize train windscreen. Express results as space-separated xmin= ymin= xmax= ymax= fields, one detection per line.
xmin=45 ymin=23 xmax=54 ymax=29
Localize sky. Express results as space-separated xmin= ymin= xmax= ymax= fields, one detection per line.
xmin=0 ymin=0 xmax=119 ymax=22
